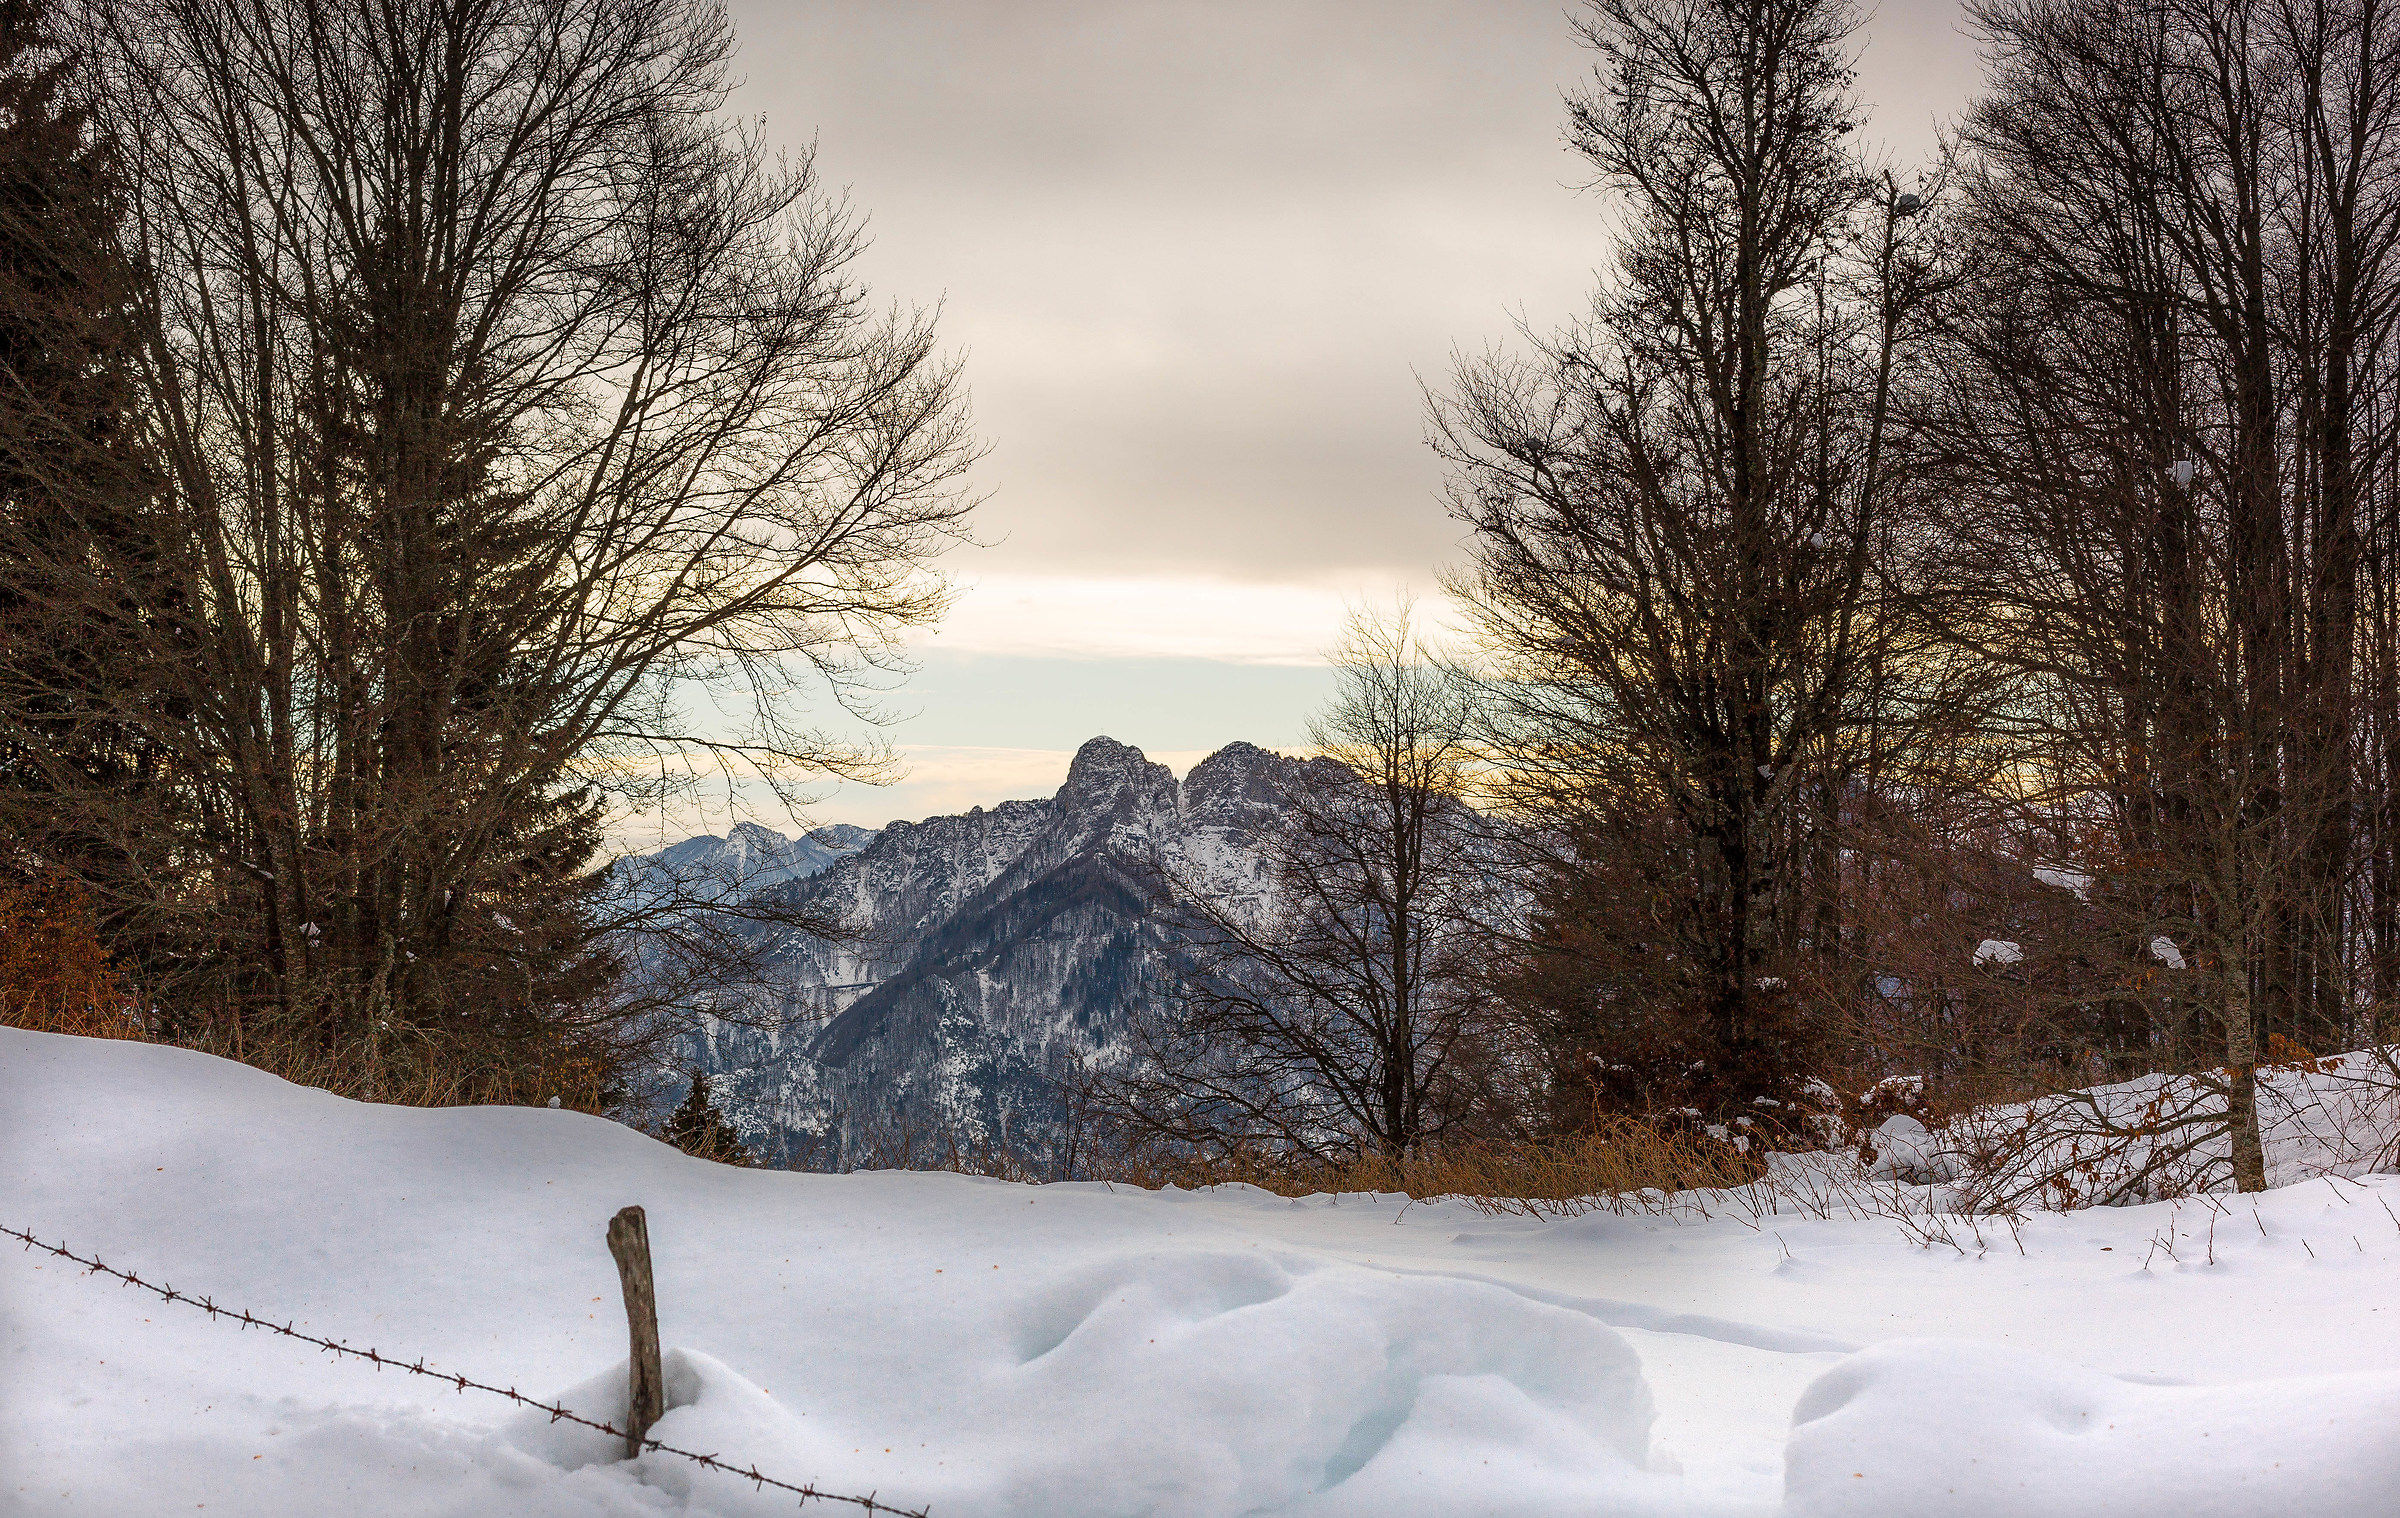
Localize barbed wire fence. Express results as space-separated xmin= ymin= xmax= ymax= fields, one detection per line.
xmin=2 ymin=1222 xmax=932 ymax=1517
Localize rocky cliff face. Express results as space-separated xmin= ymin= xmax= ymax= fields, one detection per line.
xmin=675 ymin=737 xmax=1310 ymax=1167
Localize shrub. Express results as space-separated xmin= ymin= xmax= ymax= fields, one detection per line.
xmin=0 ymin=871 xmax=145 ymax=1039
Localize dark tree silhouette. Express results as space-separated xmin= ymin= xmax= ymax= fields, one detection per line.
xmin=665 ymin=1070 xmax=752 ymax=1164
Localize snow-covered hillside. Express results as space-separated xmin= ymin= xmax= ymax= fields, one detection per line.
xmin=10 ymin=1027 xmax=2400 ymax=1516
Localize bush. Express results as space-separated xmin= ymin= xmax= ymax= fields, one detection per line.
xmin=0 ymin=872 xmax=145 ymax=1039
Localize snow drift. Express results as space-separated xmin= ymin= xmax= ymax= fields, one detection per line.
xmin=9 ymin=1027 xmax=2400 ymax=1514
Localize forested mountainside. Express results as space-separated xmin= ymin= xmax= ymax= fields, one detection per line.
xmin=652 ymin=737 xmax=1314 ymax=1166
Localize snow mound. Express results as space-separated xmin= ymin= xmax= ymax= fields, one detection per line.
xmin=0 ymin=1029 xmax=1679 ymax=1516
xmin=996 ymin=1248 xmax=1673 ymax=1515
xmin=1859 ymin=1115 xmax=1951 ymax=1186
xmin=504 ymin=1347 xmax=834 ymax=1480
xmin=1786 ymin=1339 xmax=2400 ymax=1517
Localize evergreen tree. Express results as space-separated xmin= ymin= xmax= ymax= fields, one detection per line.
xmin=665 ymin=1071 xmax=751 ymax=1164
xmin=0 ymin=0 xmax=177 ymax=965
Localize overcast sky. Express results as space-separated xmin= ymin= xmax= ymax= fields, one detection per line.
xmin=652 ymin=0 xmax=1989 ymax=841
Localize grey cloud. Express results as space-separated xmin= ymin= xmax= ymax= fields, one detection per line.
xmin=731 ymin=0 xmax=1984 ymax=584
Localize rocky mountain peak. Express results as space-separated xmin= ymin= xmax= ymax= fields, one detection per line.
xmin=620 ymin=817 xmax=878 ymax=896
xmin=1053 ymin=736 xmax=1177 ymax=832
xmin=808 ymin=823 xmax=879 ymax=852
xmin=1183 ymin=741 xmax=1320 ymax=831
xmin=724 ymin=819 xmax=785 ymax=855
xmin=1060 ymin=734 xmax=1157 ymax=790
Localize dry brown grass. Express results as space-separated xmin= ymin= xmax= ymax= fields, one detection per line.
xmin=780 ymin=1105 xmax=1782 ymax=1214
xmin=0 ymin=868 xmax=629 ymax=1115
xmin=173 ymin=1015 xmax=622 ymax=1113
xmin=1075 ymin=1117 xmax=1770 ymax=1214
xmin=0 ymin=880 xmax=631 ymax=1122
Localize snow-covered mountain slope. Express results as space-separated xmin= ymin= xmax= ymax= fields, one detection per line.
xmin=12 ymin=1028 xmax=2400 ymax=1516
xmin=616 ymin=820 xmax=877 ymax=896
xmin=680 ymin=736 xmax=1316 ymax=1165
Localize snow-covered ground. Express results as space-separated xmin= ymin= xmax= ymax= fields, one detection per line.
xmin=7 ymin=1028 xmax=2400 ymax=1516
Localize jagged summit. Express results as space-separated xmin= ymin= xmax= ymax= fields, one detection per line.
xmin=1182 ymin=740 xmax=1295 ymax=812
xmin=1065 ymin=732 xmax=1151 ymax=777
xmin=1053 ymin=735 xmax=1174 ymax=824
xmin=1194 ymin=738 xmax=1275 ymax=765
xmin=869 ymin=738 xmax=1287 ymax=836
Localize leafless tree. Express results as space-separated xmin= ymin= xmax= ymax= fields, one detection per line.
xmin=38 ymin=0 xmax=975 ymax=1094
xmin=1912 ymin=0 xmax=2400 ymax=1187
xmin=1434 ymin=0 xmax=1942 ymax=1112
xmin=1100 ymin=608 xmax=1501 ymax=1166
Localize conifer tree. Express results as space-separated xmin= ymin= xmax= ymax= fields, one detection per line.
xmin=0 ymin=0 xmax=176 ymax=962
xmin=665 ymin=1071 xmax=751 ymax=1164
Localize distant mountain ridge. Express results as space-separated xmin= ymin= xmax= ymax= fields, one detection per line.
xmin=622 ymin=820 xmax=878 ymax=895
xmin=669 ymin=736 xmax=1316 ymax=1167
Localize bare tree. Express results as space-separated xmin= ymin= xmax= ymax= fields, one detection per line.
xmin=1101 ymin=608 xmax=1500 ymax=1166
xmin=1435 ymin=0 xmax=1939 ymax=1113
xmin=1913 ymin=0 xmax=2400 ymax=1188
xmin=44 ymin=0 xmax=975 ymax=1094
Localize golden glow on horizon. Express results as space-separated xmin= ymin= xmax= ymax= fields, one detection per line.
xmin=914 ymin=573 xmax=1465 ymax=666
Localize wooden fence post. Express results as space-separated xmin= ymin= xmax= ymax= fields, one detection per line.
xmin=605 ymin=1205 xmax=665 ymax=1460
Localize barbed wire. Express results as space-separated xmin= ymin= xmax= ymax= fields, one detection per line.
xmin=4 ymin=1222 xmax=931 ymax=1517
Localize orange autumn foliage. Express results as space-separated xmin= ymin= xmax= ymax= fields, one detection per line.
xmin=0 ymin=872 xmax=145 ymax=1039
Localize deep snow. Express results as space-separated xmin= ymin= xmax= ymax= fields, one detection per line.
xmin=7 ymin=1028 xmax=2400 ymax=1516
